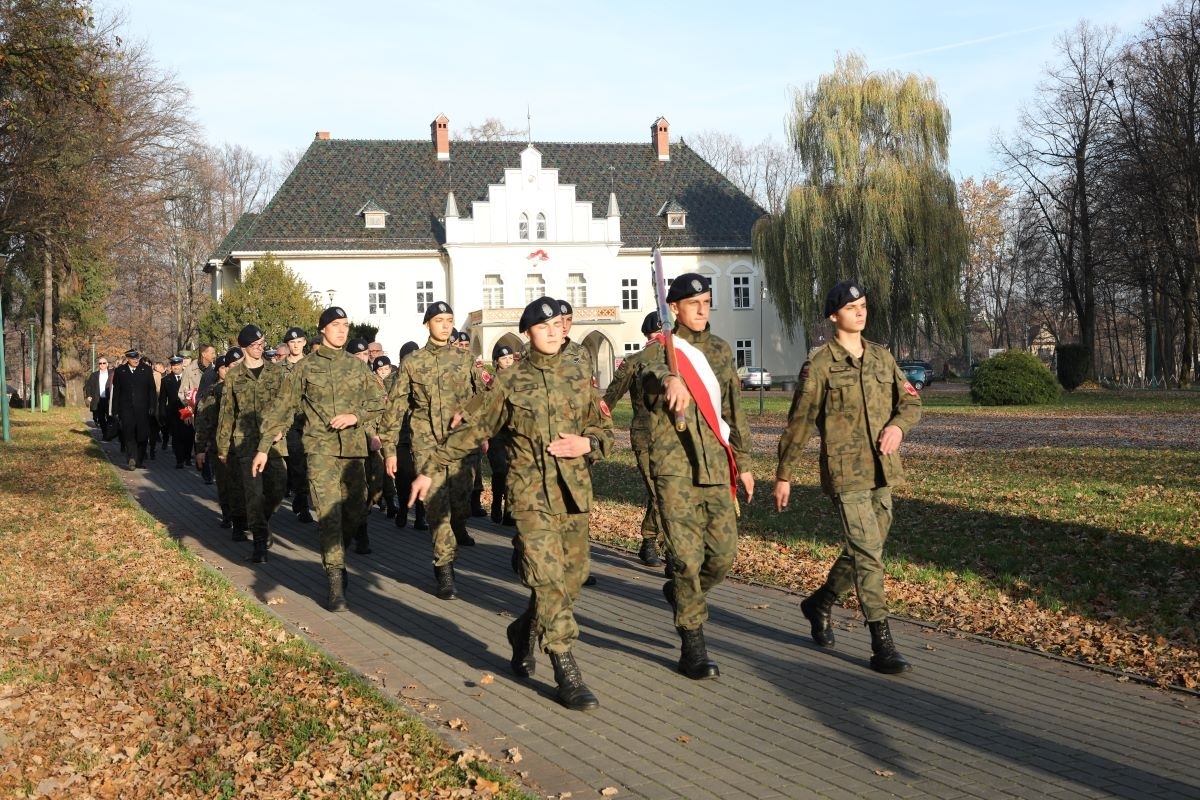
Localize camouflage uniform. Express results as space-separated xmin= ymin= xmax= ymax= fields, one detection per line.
xmin=602 ymin=347 xmax=662 ymax=547
xmin=258 ymin=346 xmax=385 ymax=573
xmin=365 ymin=370 xmax=398 ymax=515
xmin=217 ymin=360 xmax=289 ymax=554
xmin=194 ymin=380 xmax=245 ymax=525
xmin=417 ymin=346 xmax=612 ymax=652
xmin=279 ymin=356 xmax=311 ymax=518
xmin=643 ymin=325 xmax=752 ymax=631
xmin=379 ymin=341 xmax=484 ymax=567
xmin=775 ymin=338 xmax=922 ymax=621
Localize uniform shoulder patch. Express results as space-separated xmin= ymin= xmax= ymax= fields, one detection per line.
xmin=599 ymin=399 xmax=611 ymax=418
xmin=904 ymin=381 xmax=919 ymax=397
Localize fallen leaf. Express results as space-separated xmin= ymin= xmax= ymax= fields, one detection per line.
xmin=600 ymin=788 xmax=619 ymax=797
xmin=479 ymin=673 xmax=495 ymax=685
xmin=874 ymin=769 xmax=894 ymax=778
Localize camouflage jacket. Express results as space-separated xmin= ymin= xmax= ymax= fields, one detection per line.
xmin=775 ymin=338 xmax=922 ymax=495
xmin=418 ymin=347 xmax=612 ymax=515
xmin=379 ymin=340 xmax=484 ymax=460
xmin=602 ymin=345 xmax=654 ymax=452
xmin=642 ymin=325 xmax=752 ymax=486
xmin=217 ymin=360 xmax=289 ymax=458
xmin=257 ymin=346 xmax=386 ymax=458
xmin=193 ymin=380 xmax=225 ymax=454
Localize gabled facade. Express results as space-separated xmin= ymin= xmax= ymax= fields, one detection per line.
xmin=206 ymin=116 xmax=800 ymax=387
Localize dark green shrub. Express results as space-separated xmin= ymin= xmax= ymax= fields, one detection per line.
xmin=970 ymin=350 xmax=1061 ymax=405
xmin=1056 ymin=343 xmax=1092 ymax=391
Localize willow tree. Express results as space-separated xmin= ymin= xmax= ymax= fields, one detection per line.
xmin=754 ymin=53 xmax=967 ymax=350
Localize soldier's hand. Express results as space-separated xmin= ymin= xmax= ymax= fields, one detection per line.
xmin=739 ymin=471 xmax=755 ymax=503
xmin=663 ymin=375 xmax=691 ymax=414
xmin=218 ymin=454 xmax=227 ymax=465
xmin=450 ymin=412 xmax=464 ymax=429
xmin=328 ymin=413 xmax=358 ymax=430
xmin=250 ymin=452 xmax=268 ymax=477
xmin=547 ymin=432 xmax=590 ymax=459
xmin=773 ymin=480 xmax=791 ymax=512
xmin=409 ymin=474 xmax=433 ymax=506
xmin=878 ymin=424 xmax=903 ymax=455
xmin=385 ymin=455 xmax=398 ymax=478
xmin=195 ymin=452 xmax=206 ymax=469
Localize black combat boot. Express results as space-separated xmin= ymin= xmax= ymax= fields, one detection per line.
xmin=662 ymin=579 xmax=677 ymax=610
xmin=800 ymin=586 xmax=838 ymax=648
xmin=434 ymin=564 xmax=457 ymax=600
xmin=218 ymin=508 xmax=232 ymax=529
xmin=385 ymin=496 xmax=400 ymax=519
xmin=470 ymin=488 xmax=487 ymax=518
xmin=251 ymin=532 xmax=268 ymax=563
xmin=506 ymin=612 xmax=538 ymax=678
xmin=452 ymin=520 xmax=476 ymax=547
xmin=355 ymin=524 xmax=371 ymax=554
xmin=638 ymin=537 xmax=662 ymax=567
xmin=868 ymin=619 xmax=912 ymax=674
xmin=232 ymin=516 xmax=249 ymax=542
xmin=326 ymin=569 xmax=347 ymax=612
xmin=677 ymin=626 xmax=720 ymax=680
xmin=490 ymin=475 xmax=506 ymax=523
xmin=413 ymin=501 xmax=428 ymax=530
xmin=394 ymin=506 xmax=408 ymax=528
xmin=549 ymin=651 xmax=599 ymax=711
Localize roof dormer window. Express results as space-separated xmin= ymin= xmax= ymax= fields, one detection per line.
xmin=659 ymin=199 xmax=687 ymax=230
xmin=358 ymin=201 xmax=388 ymax=230
xmin=668 ymin=212 xmax=686 ymax=229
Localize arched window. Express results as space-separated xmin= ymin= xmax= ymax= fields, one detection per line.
xmin=536 ymin=212 xmax=547 ymax=240
xmin=519 ymin=213 xmax=529 ymax=241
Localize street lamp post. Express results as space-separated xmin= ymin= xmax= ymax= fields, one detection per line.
xmin=759 ymin=281 xmax=766 ymax=416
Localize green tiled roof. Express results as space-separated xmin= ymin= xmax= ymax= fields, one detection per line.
xmin=209 ymin=212 xmax=258 ymax=263
xmin=216 ymin=139 xmax=765 ymax=258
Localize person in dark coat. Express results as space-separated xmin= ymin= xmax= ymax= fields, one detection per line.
xmin=160 ymin=356 xmax=194 ymax=468
xmin=83 ymin=357 xmax=115 ymax=438
xmin=110 ymin=349 xmax=158 ymax=469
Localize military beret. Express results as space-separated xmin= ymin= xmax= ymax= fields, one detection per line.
xmin=423 ymin=301 xmax=452 ymax=323
xmin=124 ymin=349 xmax=139 ymax=359
xmin=371 ymin=355 xmax=392 ymax=372
xmin=519 ymin=295 xmax=562 ymax=333
xmin=283 ymin=326 xmax=307 ymax=342
xmin=641 ymin=310 xmax=661 ymax=337
xmin=168 ymin=356 xmax=184 ymax=365
xmin=237 ymin=324 xmax=265 ymax=347
xmin=225 ymin=347 xmax=244 ymax=363
xmin=214 ymin=355 xmax=228 ymax=369
xmin=318 ymin=306 xmax=347 ymax=330
xmin=492 ymin=343 xmax=514 ymax=361
xmin=456 ymin=330 xmax=471 ymax=343
xmin=558 ymin=299 xmax=573 ymax=316
xmin=346 ymin=338 xmax=370 ymax=355
xmin=666 ymin=273 xmax=711 ymax=303
xmin=398 ymin=341 xmax=420 ymax=360
xmin=264 ymin=348 xmax=277 ymax=359
xmin=824 ymin=280 xmax=867 ymax=317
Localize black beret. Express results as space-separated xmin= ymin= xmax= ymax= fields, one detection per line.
xmin=641 ymin=310 xmax=661 ymax=337
xmin=519 ymin=295 xmax=562 ymax=333
xmin=225 ymin=347 xmax=244 ymax=363
xmin=283 ymin=326 xmax=307 ymax=342
xmin=398 ymin=341 xmax=420 ymax=360
xmin=213 ymin=355 xmax=228 ymax=369
xmin=456 ymin=330 xmax=471 ymax=343
xmin=168 ymin=356 xmax=184 ymax=365
xmin=666 ymin=273 xmax=710 ymax=303
xmin=346 ymin=338 xmax=370 ymax=354
xmin=318 ymin=306 xmax=348 ymax=330
xmin=423 ymin=301 xmax=453 ymax=323
xmin=824 ymin=280 xmax=867 ymax=317
xmin=371 ymin=355 xmax=392 ymax=372
xmin=237 ymin=324 xmax=265 ymax=347
xmin=492 ymin=343 xmax=515 ymax=361
xmin=264 ymin=348 xmax=277 ymax=359
xmin=558 ymin=299 xmax=573 ymax=316
xmin=124 ymin=349 xmax=139 ymax=359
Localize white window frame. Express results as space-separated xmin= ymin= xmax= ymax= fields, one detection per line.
xmin=525 ymin=273 xmax=546 ymax=303
xmin=519 ymin=213 xmax=529 ymax=240
xmin=482 ymin=274 xmax=504 ymax=310
xmin=621 ymin=278 xmax=639 ymax=311
xmin=364 ymin=211 xmax=386 ymax=229
xmin=623 ymin=342 xmax=642 ymax=354
xmin=667 ymin=211 xmax=686 ymax=229
xmin=536 ymin=212 xmax=547 ymax=240
xmin=735 ymin=339 xmax=754 ymax=368
xmin=368 ymin=281 xmax=387 ymax=315
xmin=416 ymin=280 xmax=434 ymax=313
xmin=566 ymin=273 xmax=587 ymax=307
xmin=732 ymin=274 xmax=752 ymax=310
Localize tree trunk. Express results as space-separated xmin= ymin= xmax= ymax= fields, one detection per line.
xmin=40 ymin=245 xmax=55 ymax=409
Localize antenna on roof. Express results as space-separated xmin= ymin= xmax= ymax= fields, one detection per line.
xmin=609 ymin=164 xmax=615 ymax=194
xmin=527 ymin=104 xmax=532 ymax=145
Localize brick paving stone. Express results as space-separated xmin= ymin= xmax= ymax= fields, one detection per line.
xmin=98 ymin=430 xmax=1200 ymax=800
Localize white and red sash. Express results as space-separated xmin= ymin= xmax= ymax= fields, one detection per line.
xmin=655 ymin=333 xmax=739 ymax=497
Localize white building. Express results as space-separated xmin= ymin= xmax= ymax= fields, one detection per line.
xmin=207 ymin=115 xmax=801 ymax=387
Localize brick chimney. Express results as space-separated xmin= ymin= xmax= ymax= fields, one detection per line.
xmin=315 ymin=131 xmax=331 ymax=140
xmin=651 ymin=116 xmax=670 ymax=161
xmin=431 ymin=113 xmax=450 ymax=161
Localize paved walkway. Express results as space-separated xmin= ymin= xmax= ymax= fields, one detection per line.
xmin=100 ymin=435 xmax=1199 ymax=800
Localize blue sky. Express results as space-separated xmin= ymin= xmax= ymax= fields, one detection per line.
xmin=96 ymin=0 xmax=1153 ymax=180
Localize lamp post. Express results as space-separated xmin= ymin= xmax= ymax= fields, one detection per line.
xmin=326 ymin=289 xmax=336 ymax=305
xmin=759 ymin=281 xmax=766 ymax=416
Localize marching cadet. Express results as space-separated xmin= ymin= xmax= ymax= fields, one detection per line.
xmin=390 ymin=341 xmax=425 ymax=531
xmin=217 ymin=324 xmax=289 ymax=564
xmin=601 ymin=310 xmax=665 ymax=567
xmin=253 ymin=307 xmax=385 ymax=611
xmin=280 ymin=326 xmax=314 ymax=523
xmin=773 ymin=280 xmax=922 ymax=674
xmin=643 ymin=273 xmax=754 ymax=680
xmin=485 ymin=343 xmax=517 ymax=526
xmin=379 ymin=302 xmax=484 ymax=600
xmin=403 ymin=297 xmax=612 ymax=711
xmin=451 ymin=329 xmax=488 ymax=517
xmin=366 ymin=355 xmax=401 ymax=522
xmin=195 ymin=355 xmax=247 ymax=532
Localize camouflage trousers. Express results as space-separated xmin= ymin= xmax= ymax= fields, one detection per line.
xmin=467 ymin=450 xmax=483 ymax=493
xmin=367 ymin=450 xmax=396 ymax=505
xmin=633 ymin=446 xmax=662 ymax=541
xmin=285 ymin=426 xmax=309 ymax=512
xmin=824 ymin=488 xmax=893 ymax=622
xmin=656 ymin=478 xmax=738 ymax=630
xmin=237 ymin=453 xmax=287 ymax=539
xmin=423 ymin=458 xmax=471 ymax=567
xmin=307 ymin=454 xmax=367 ymax=572
xmin=513 ymin=509 xmax=590 ymax=653
xmin=214 ymin=448 xmax=245 ymax=519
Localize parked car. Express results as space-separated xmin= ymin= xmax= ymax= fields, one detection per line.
xmin=898 ymin=359 xmax=935 ymax=386
xmin=737 ymin=366 xmax=772 ymax=390
xmin=901 ymin=364 xmax=928 ymax=391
